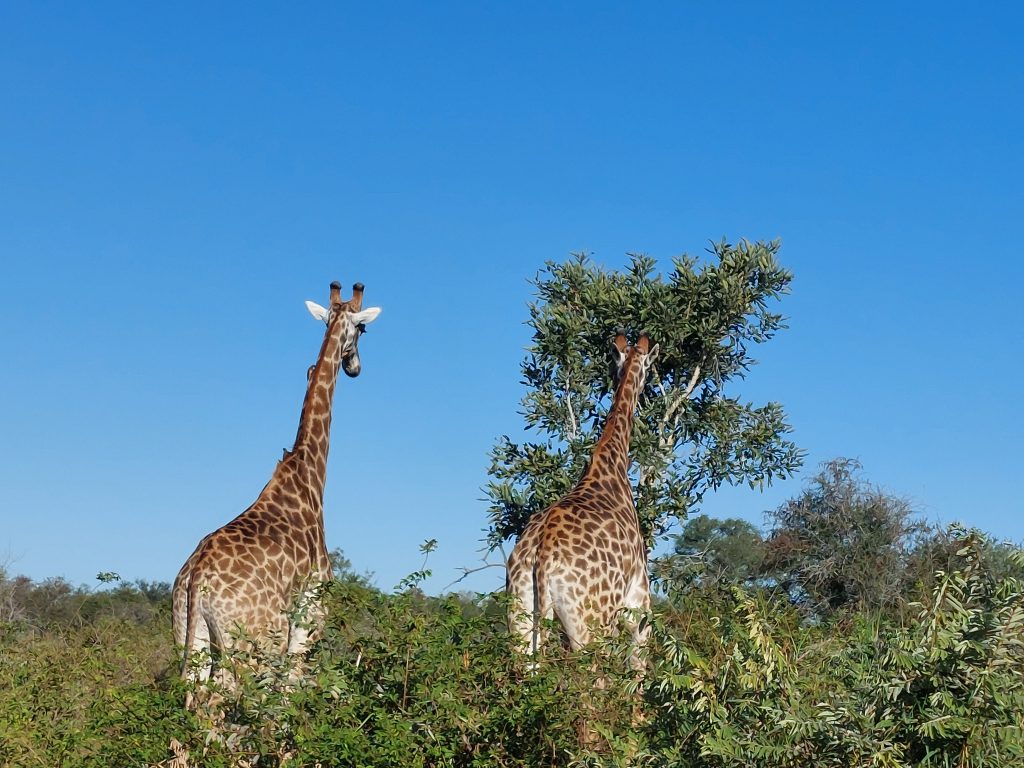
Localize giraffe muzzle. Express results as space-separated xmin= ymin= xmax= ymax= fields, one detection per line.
xmin=342 ymin=354 xmax=361 ymax=377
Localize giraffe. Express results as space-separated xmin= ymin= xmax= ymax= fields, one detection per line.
xmin=506 ymin=331 xmax=658 ymax=668
xmin=170 ymin=280 xmax=381 ymax=703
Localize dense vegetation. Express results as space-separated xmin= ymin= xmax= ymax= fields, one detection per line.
xmin=3 ymin=249 xmax=1021 ymax=766
xmin=3 ymin=496 xmax=1022 ymax=766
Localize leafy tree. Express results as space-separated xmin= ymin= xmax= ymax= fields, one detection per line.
xmin=763 ymin=457 xmax=925 ymax=617
xmin=647 ymin=527 xmax=1024 ymax=768
xmin=487 ymin=241 xmax=803 ymax=546
xmin=864 ymin=527 xmax=1024 ymax=765
xmin=661 ymin=514 xmax=767 ymax=591
xmin=329 ymin=548 xmax=376 ymax=589
xmin=0 ymin=571 xmax=171 ymax=631
xmin=905 ymin=523 xmax=1024 ymax=601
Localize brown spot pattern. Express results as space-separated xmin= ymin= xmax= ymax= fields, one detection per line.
xmin=507 ymin=335 xmax=656 ymax=662
xmin=171 ymin=282 xmax=373 ymax=694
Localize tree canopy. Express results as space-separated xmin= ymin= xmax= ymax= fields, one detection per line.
xmin=664 ymin=514 xmax=767 ymax=591
xmin=763 ymin=457 xmax=925 ymax=616
xmin=486 ymin=240 xmax=803 ymax=546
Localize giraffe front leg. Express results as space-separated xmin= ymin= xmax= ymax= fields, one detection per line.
xmin=285 ymin=581 xmax=328 ymax=692
xmin=288 ymin=582 xmax=327 ymax=656
xmin=180 ymin=617 xmax=214 ymax=712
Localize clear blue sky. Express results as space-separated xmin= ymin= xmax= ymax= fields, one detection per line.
xmin=1 ymin=3 xmax=1021 ymax=594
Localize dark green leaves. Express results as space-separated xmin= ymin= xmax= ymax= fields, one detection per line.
xmin=487 ymin=240 xmax=803 ymax=546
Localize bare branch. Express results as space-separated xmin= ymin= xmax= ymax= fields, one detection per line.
xmin=440 ymin=561 xmax=507 ymax=593
xmin=651 ymin=363 xmax=668 ymax=401
xmin=442 ymin=552 xmax=509 ymax=592
xmin=637 ymin=362 xmax=705 ymax=491
xmin=565 ymin=385 xmax=577 ymax=442
xmin=658 ymin=362 xmax=703 ymax=449
xmin=682 ymin=362 xmax=703 ymax=398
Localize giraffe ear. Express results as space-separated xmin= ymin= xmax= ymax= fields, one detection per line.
xmin=305 ymin=300 xmax=330 ymax=325
xmin=351 ymin=307 xmax=381 ymax=326
xmin=648 ymin=344 xmax=660 ymax=364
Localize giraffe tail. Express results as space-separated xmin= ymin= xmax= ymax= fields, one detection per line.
xmin=530 ymin=557 xmax=541 ymax=656
xmin=180 ymin=574 xmax=201 ymax=681
xmin=506 ymin=544 xmax=543 ymax=657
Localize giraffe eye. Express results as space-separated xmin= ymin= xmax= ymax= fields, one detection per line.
xmin=356 ymin=323 xmax=367 ymax=334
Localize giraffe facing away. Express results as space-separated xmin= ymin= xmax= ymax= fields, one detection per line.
xmin=506 ymin=331 xmax=659 ymax=665
xmin=171 ymin=281 xmax=381 ymax=690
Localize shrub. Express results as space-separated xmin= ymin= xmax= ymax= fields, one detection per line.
xmin=1 ymin=527 xmax=1021 ymax=767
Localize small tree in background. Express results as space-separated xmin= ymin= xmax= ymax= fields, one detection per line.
xmin=661 ymin=514 xmax=767 ymax=591
xmin=905 ymin=524 xmax=1024 ymax=601
xmin=0 ymin=566 xmax=24 ymax=624
xmin=763 ymin=457 xmax=925 ymax=618
xmin=486 ymin=240 xmax=803 ymax=547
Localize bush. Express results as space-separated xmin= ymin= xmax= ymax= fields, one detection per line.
xmin=1 ymin=528 xmax=1021 ymax=767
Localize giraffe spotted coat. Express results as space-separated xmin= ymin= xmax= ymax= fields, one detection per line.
xmin=171 ymin=282 xmax=380 ymax=678
xmin=506 ymin=332 xmax=657 ymax=662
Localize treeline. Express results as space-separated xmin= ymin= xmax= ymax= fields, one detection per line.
xmin=0 ymin=571 xmax=171 ymax=630
xmin=662 ymin=458 xmax=1024 ymax=621
xmin=1 ymin=458 xmax=1022 ymax=767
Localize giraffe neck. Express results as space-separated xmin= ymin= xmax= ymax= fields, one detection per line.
xmin=584 ymin=359 xmax=643 ymax=482
xmin=287 ymin=314 xmax=349 ymax=500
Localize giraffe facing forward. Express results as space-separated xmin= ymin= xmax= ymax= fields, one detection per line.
xmin=506 ymin=331 xmax=658 ymax=665
xmin=171 ymin=281 xmax=381 ymax=690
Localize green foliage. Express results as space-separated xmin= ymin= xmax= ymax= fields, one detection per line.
xmin=764 ymin=458 xmax=926 ymax=618
xmin=0 ymin=568 xmax=171 ymax=631
xmin=645 ymin=526 xmax=1024 ymax=767
xmin=157 ymin=568 xmax=645 ymax=767
xmin=0 ymin=616 xmax=176 ymax=767
xmin=1 ymin=529 xmax=1021 ymax=767
xmin=865 ymin=527 xmax=1024 ymax=765
xmin=905 ymin=525 xmax=1024 ymax=601
xmin=486 ymin=243 xmax=803 ymax=546
xmin=661 ymin=514 xmax=767 ymax=592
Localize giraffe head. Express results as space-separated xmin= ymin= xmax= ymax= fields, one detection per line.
xmin=305 ymin=281 xmax=381 ymax=377
xmin=610 ymin=330 xmax=659 ymax=391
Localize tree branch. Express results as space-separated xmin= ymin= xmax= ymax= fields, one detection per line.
xmin=565 ymin=384 xmax=577 ymax=442
xmin=638 ymin=362 xmax=704 ymax=490
xmin=442 ymin=546 xmax=509 ymax=592
xmin=658 ymin=362 xmax=703 ymax=448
